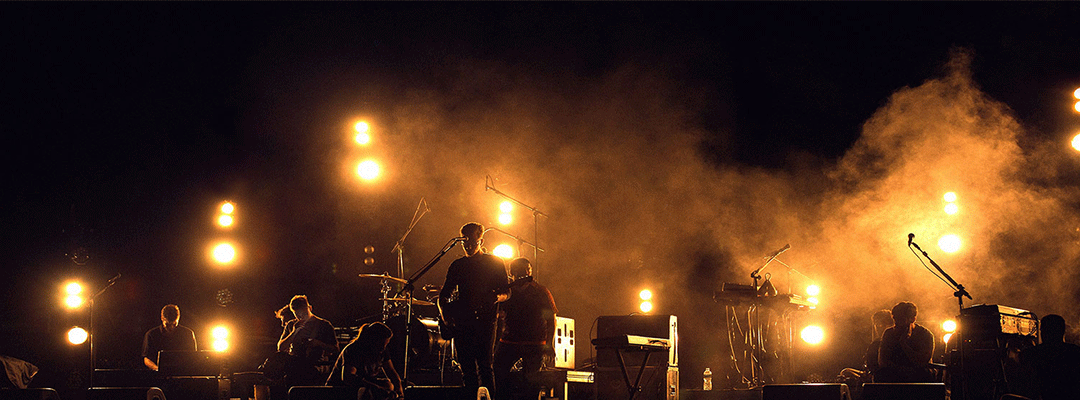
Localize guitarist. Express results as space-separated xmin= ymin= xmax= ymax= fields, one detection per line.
xmin=438 ymin=222 xmax=510 ymax=396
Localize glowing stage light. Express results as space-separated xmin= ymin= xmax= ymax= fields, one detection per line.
xmin=220 ymin=202 xmax=235 ymax=215
xmin=217 ymin=215 xmax=234 ymax=227
xmin=212 ymin=326 xmax=229 ymax=340
xmin=356 ymin=160 xmax=381 ymax=181
xmin=65 ymin=282 xmax=83 ymax=295
xmin=492 ymin=244 xmax=515 ymax=259
xmin=943 ymin=332 xmax=953 ymax=344
xmin=938 ymin=234 xmax=962 ymax=253
xmin=1072 ymin=133 xmax=1080 ymax=152
xmin=498 ymin=213 xmax=513 ymax=225
xmin=1075 ymin=100 xmax=1080 ymax=113
xmin=364 ymin=257 xmax=374 ymax=265
xmin=943 ymin=192 xmax=957 ymax=203
xmin=806 ymin=284 xmax=820 ymax=296
xmin=800 ymin=325 xmax=825 ymax=345
xmin=639 ymin=289 xmax=653 ymax=301
xmin=64 ymin=295 xmax=84 ymax=309
xmin=808 ymin=297 xmax=819 ymax=306
xmin=354 ymin=121 xmax=370 ymax=133
xmin=364 ymin=246 xmax=375 ymax=254
xmin=499 ymin=201 xmax=514 ymax=213
xmin=67 ymin=327 xmax=89 ymax=345
xmin=944 ymin=203 xmax=959 ymax=215
xmin=639 ymin=301 xmax=653 ymax=313
xmin=212 ymin=340 xmax=229 ymax=352
xmin=355 ymin=133 xmax=371 ymax=145
xmin=212 ymin=243 xmax=237 ymax=264
xmin=942 ymin=320 xmax=957 ymax=333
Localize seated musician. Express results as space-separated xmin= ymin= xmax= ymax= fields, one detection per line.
xmin=839 ymin=309 xmax=892 ymax=381
xmin=327 ymin=322 xmax=403 ymax=400
xmin=142 ymin=304 xmax=197 ymax=371
xmin=876 ymin=301 xmax=935 ymax=383
xmin=276 ymin=295 xmax=339 ymax=386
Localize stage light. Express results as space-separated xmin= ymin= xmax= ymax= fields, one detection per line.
xmin=64 ymin=295 xmax=84 ymax=309
xmin=364 ymin=246 xmax=375 ymax=254
xmin=211 ymin=243 xmax=237 ymax=264
xmin=808 ymin=297 xmax=819 ymax=306
xmin=943 ymin=332 xmax=953 ymax=344
xmin=217 ymin=215 xmax=234 ymax=228
xmin=355 ymin=132 xmax=371 ymax=145
xmin=938 ymin=234 xmax=962 ymax=253
xmin=210 ymin=325 xmax=230 ymax=352
xmin=943 ymin=192 xmax=957 ymax=203
xmin=65 ymin=282 xmax=83 ymax=295
xmin=800 ymin=325 xmax=825 ymax=345
xmin=944 ymin=203 xmax=959 ymax=215
xmin=639 ymin=289 xmax=653 ymax=301
xmin=498 ymin=213 xmax=513 ymax=225
xmin=805 ymin=284 xmax=820 ymax=296
xmin=67 ymin=327 xmax=88 ymax=345
xmin=1075 ymin=100 xmax=1080 ymax=113
xmin=356 ymin=160 xmax=381 ymax=181
xmin=1074 ymin=87 xmax=1080 ymax=99
xmin=942 ymin=320 xmax=957 ymax=333
xmin=1072 ymin=133 xmax=1080 ymax=152
xmin=354 ymin=121 xmax=370 ymax=134
xmin=492 ymin=244 xmax=514 ymax=259
xmin=220 ymin=202 xmax=235 ymax=215
xmin=499 ymin=201 xmax=514 ymax=213
xmin=639 ymin=301 xmax=653 ymax=313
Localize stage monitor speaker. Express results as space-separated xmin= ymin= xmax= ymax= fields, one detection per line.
xmin=287 ymin=386 xmax=364 ymax=400
xmin=0 ymin=388 xmax=61 ymax=400
xmin=595 ymin=366 xmax=677 ymax=400
xmin=87 ymin=387 xmax=166 ymax=400
xmin=595 ymin=315 xmax=677 ymax=368
xmin=156 ymin=351 xmax=224 ymax=377
xmin=861 ymin=383 xmax=945 ymax=400
xmin=762 ymin=383 xmax=849 ymax=400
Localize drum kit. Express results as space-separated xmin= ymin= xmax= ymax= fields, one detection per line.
xmin=358 ymin=273 xmax=452 ymax=380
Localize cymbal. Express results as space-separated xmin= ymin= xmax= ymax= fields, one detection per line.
xmin=358 ymin=273 xmax=407 ymax=285
xmin=379 ymin=297 xmax=435 ymax=306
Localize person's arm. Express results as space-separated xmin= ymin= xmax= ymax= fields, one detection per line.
xmin=144 ymin=357 xmax=159 ymax=371
xmin=187 ymin=328 xmax=198 ymax=351
xmin=383 ymin=358 xmax=404 ymax=397
xmin=912 ymin=327 xmax=935 ymax=364
xmin=142 ymin=330 xmax=159 ymax=371
xmin=277 ymin=320 xmax=296 ymax=352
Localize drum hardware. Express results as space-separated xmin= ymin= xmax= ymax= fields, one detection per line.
xmin=379 ymin=297 xmax=435 ymax=306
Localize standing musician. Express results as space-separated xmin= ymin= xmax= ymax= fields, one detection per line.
xmin=438 ymin=222 xmax=510 ymax=395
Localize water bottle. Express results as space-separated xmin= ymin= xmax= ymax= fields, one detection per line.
xmin=703 ymin=367 xmax=713 ymax=391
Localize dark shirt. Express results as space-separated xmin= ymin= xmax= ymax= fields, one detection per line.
xmin=500 ymin=277 xmax=557 ymax=344
xmin=279 ymin=316 xmax=339 ymax=364
xmin=877 ymin=324 xmax=935 ymax=382
xmin=326 ymin=340 xmax=387 ymax=386
xmin=864 ymin=339 xmax=883 ymax=373
xmin=142 ymin=325 xmax=197 ymax=363
xmin=440 ymin=253 xmax=508 ymax=318
xmin=1019 ymin=341 xmax=1080 ymax=400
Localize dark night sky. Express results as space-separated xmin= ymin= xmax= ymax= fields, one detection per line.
xmin=3 ymin=1 xmax=1080 ymax=388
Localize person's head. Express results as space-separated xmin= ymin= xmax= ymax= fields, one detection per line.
xmin=289 ymin=295 xmax=312 ymax=320
xmin=891 ymin=302 xmax=918 ymax=328
xmin=872 ymin=309 xmax=893 ymax=337
xmin=1040 ymin=314 xmax=1067 ymax=343
xmin=275 ymin=305 xmax=294 ymax=326
xmin=509 ymin=257 xmax=532 ymax=280
xmin=355 ymin=322 xmax=394 ymax=351
xmin=460 ymin=222 xmax=485 ymax=257
xmin=161 ymin=304 xmax=180 ymax=332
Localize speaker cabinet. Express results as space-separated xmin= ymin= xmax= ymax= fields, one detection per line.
xmin=862 ymin=383 xmax=945 ymax=400
xmin=87 ymin=387 xmax=166 ymax=400
xmin=287 ymin=386 xmax=364 ymax=400
xmin=761 ymin=383 xmax=850 ymax=400
xmin=595 ymin=315 xmax=677 ymax=368
xmin=595 ymin=366 xmax=677 ymax=400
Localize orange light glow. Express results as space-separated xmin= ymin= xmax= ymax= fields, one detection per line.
xmin=67 ymin=327 xmax=88 ymax=345
xmin=1074 ymin=100 xmax=1080 ymax=113
xmin=354 ymin=121 xmax=370 ymax=134
xmin=639 ymin=301 xmax=653 ymax=313
xmin=498 ymin=213 xmax=513 ymax=225
xmin=64 ymin=295 xmax=84 ymax=309
xmin=800 ymin=326 xmax=825 ymax=344
xmin=357 ymin=160 xmax=381 ymax=181
xmin=1074 ymin=87 xmax=1080 ymax=99
xmin=943 ymin=192 xmax=957 ymax=203
xmin=217 ymin=215 xmax=234 ymax=227
xmin=944 ymin=203 xmax=959 ymax=215
xmin=942 ymin=320 xmax=957 ymax=333
xmin=943 ymin=332 xmax=953 ymax=344
xmin=806 ymin=285 xmax=820 ymax=296
xmin=639 ymin=289 xmax=653 ymax=300
xmin=499 ymin=201 xmax=514 ymax=213
xmin=1072 ymin=133 xmax=1080 ymax=152
xmin=938 ymin=234 xmax=962 ymax=253
xmin=492 ymin=244 xmax=514 ymax=259
xmin=65 ymin=282 xmax=83 ymax=295
xmin=220 ymin=202 xmax=235 ymax=215
xmin=354 ymin=133 xmax=371 ymax=145
xmin=212 ymin=243 xmax=237 ymax=264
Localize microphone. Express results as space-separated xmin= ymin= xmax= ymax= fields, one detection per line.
xmin=453 ymin=236 xmax=468 ymax=242
xmin=908 ymin=233 xmax=914 ymax=246
xmin=107 ymin=273 xmax=121 ymax=284
xmin=764 ymin=244 xmax=790 ymax=259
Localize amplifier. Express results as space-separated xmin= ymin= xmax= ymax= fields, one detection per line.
xmin=596 ymin=315 xmax=678 ymax=367
xmin=960 ymin=304 xmax=1037 ymax=338
xmin=554 ymin=316 xmax=576 ymax=369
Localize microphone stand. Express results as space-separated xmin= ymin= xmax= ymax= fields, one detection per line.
xmin=88 ymin=273 xmax=120 ymax=389
xmin=392 ymin=237 xmax=462 ymax=384
xmin=745 ymin=244 xmax=788 ymax=387
xmin=390 ymin=198 xmax=429 ymax=319
xmin=483 ymin=227 xmax=546 ymax=258
xmin=485 ymin=176 xmax=546 ymax=277
xmin=909 ymin=238 xmax=971 ymax=399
